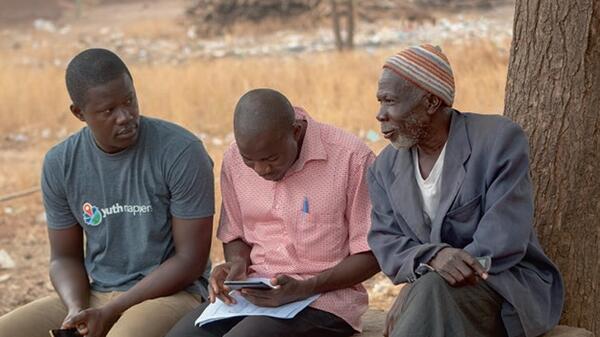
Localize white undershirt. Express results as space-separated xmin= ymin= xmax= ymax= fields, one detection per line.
xmin=413 ymin=143 xmax=447 ymax=223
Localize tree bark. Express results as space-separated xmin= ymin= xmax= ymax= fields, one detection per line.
xmin=504 ymin=0 xmax=600 ymax=335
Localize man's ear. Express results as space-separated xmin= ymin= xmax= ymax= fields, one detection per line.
xmin=70 ymin=104 xmax=85 ymax=122
xmin=292 ymin=120 xmax=303 ymax=141
xmin=425 ymin=94 xmax=442 ymax=114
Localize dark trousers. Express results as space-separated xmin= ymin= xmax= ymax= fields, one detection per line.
xmin=165 ymin=301 xmax=355 ymax=337
xmin=392 ymin=272 xmax=508 ymax=337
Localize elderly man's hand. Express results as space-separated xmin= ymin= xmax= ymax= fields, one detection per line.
xmin=239 ymin=275 xmax=311 ymax=307
xmin=429 ymin=247 xmax=488 ymax=286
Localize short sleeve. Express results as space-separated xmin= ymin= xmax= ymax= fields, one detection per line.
xmin=216 ymin=147 xmax=246 ymax=243
xmin=166 ymin=140 xmax=215 ymax=219
xmin=346 ymin=150 xmax=376 ymax=254
xmin=41 ymin=150 xmax=78 ymax=229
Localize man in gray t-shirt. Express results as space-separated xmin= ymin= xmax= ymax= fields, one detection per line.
xmin=0 ymin=49 xmax=214 ymax=337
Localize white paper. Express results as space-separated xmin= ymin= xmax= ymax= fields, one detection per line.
xmin=195 ymin=288 xmax=319 ymax=327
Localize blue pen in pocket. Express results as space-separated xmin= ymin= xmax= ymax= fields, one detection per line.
xmin=302 ymin=196 xmax=309 ymax=214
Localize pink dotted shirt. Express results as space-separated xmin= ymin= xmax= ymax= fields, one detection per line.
xmin=217 ymin=107 xmax=375 ymax=331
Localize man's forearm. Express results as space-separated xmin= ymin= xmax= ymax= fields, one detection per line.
xmin=102 ymin=216 xmax=212 ymax=316
xmin=102 ymin=252 xmax=208 ymax=316
xmin=224 ymin=239 xmax=252 ymax=266
xmin=50 ymin=258 xmax=90 ymax=313
xmin=304 ymin=251 xmax=380 ymax=295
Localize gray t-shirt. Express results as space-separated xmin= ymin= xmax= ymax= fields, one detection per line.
xmin=41 ymin=116 xmax=214 ymax=297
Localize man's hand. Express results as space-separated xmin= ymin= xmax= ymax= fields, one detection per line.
xmin=429 ymin=247 xmax=488 ymax=286
xmin=62 ymin=305 xmax=120 ymax=337
xmin=240 ymin=275 xmax=311 ymax=307
xmin=61 ymin=308 xmax=85 ymax=332
xmin=209 ymin=261 xmax=248 ymax=304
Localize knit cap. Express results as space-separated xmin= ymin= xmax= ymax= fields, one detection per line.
xmin=383 ymin=44 xmax=455 ymax=107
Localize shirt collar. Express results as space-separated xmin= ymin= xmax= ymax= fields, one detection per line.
xmin=286 ymin=106 xmax=327 ymax=176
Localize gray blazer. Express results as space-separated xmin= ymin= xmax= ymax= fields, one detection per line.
xmin=367 ymin=110 xmax=564 ymax=337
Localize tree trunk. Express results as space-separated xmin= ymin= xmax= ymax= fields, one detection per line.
xmin=331 ymin=0 xmax=344 ymax=50
xmin=346 ymin=0 xmax=354 ymax=49
xmin=331 ymin=0 xmax=354 ymax=50
xmin=504 ymin=0 xmax=600 ymax=335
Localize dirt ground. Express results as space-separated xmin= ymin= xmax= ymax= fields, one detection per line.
xmin=0 ymin=0 xmax=62 ymax=24
xmin=0 ymin=139 xmax=57 ymax=315
xmin=0 ymin=0 xmax=161 ymax=26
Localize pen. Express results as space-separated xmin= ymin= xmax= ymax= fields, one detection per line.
xmin=302 ymin=196 xmax=309 ymax=214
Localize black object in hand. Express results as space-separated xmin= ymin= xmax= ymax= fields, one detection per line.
xmin=49 ymin=328 xmax=82 ymax=337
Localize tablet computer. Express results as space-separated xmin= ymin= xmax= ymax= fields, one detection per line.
xmin=224 ymin=279 xmax=275 ymax=290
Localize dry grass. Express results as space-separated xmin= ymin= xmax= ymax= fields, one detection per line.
xmin=0 ymin=40 xmax=509 ymax=134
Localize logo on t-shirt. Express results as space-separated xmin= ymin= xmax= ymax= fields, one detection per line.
xmin=82 ymin=202 xmax=103 ymax=226
xmin=81 ymin=201 xmax=153 ymax=226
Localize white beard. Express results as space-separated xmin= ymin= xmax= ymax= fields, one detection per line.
xmin=390 ymin=133 xmax=417 ymax=149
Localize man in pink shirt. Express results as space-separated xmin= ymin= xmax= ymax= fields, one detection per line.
xmin=166 ymin=88 xmax=380 ymax=337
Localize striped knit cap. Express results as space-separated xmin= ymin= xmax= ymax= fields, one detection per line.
xmin=383 ymin=44 xmax=455 ymax=107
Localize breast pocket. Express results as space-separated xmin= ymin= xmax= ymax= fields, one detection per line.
xmin=294 ymin=210 xmax=347 ymax=263
xmin=442 ymin=194 xmax=483 ymax=248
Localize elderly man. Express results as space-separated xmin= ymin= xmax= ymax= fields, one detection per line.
xmin=367 ymin=44 xmax=564 ymax=337
xmin=167 ymin=88 xmax=380 ymax=337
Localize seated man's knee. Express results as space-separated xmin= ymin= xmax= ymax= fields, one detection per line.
xmin=403 ymin=272 xmax=451 ymax=305
xmin=0 ymin=298 xmax=65 ymax=337
xmin=0 ymin=314 xmax=46 ymax=337
xmin=0 ymin=315 xmax=16 ymax=335
xmin=414 ymin=272 xmax=448 ymax=291
xmin=224 ymin=328 xmax=263 ymax=337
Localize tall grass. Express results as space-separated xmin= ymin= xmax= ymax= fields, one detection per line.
xmin=0 ymin=41 xmax=508 ymax=136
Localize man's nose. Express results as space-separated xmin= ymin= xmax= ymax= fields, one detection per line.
xmin=376 ymin=107 xmax=388 ymax=122
xmin=115 ymin=107 xmax=132 ymax=124
xmin=254 ymin=162 xmax=272 ymax=177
